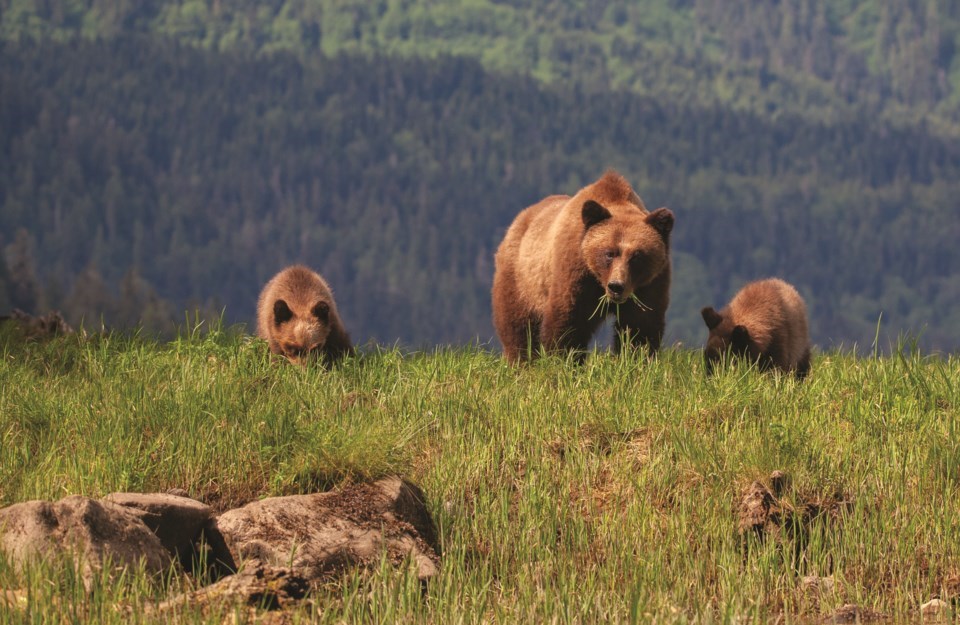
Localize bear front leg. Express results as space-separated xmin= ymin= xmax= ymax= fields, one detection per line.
xmin=795 ymin=347 xmax=812 ymax=380
xmin=613 ymin=300 xmax=666 ymax=355
xmin=322 ymin=322 xmax=354 ymax=367
xmin=539 ymin=307 xmax=568 ymax=350
xmin=493 ymin=267 xmax=542 ymax=363
xmin=615 ymin=277 xmax=669 ymax=355
xmin=540 ymin=291 xmax=600 ymax=359
xmin=502 ymin=318 xmax=541 ymax=363
xmin=614 ymin=311 xmax=664 ymax=355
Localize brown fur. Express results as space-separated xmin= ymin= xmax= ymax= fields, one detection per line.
xmin=491 ymin=170 xmax=674 ymax=363
xmin=700 ymin=278 xmax=811 ymax=379
xmin=256 ymin=265 xmax=352 ymax=366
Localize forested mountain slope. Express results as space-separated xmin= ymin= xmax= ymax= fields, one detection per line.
xmin=2 ymin=0 xmax=958 ymax=129
xmin=2 ymin=38 xmax=958 ymax=350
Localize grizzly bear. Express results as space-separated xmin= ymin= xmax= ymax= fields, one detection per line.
xmin=256 ymin=265 xmax=352 ymax=366
xmin=491 ymin=170 xmax=674 ymax=363
xmin=700 ymin=278 xmax=811 ymax=379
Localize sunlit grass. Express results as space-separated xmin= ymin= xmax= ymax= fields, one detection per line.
xmin=1 ymin=324 xmax=958 ymax=623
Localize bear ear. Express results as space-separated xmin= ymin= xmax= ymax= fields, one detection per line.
xmin=731 ymin=325 xmax=751 ymax=347
xmin=273 ymin=299 xmax=294 ymax=326
xmin=311 ymin=301 xmax=330 ymax=322
xmin=645 ymin=207 xmax=674 ymax=239
xmin=582 ymin=200 xmax=611 ymax=230
xmin=701 ymin=307 xmax=723 ymax=330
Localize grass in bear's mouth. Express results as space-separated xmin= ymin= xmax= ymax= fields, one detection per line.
xmin=590 ymin=293 xmax=652 ymax=321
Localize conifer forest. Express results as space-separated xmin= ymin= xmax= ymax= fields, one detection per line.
xmin=1 ymin=0 xmax=958 ymax=351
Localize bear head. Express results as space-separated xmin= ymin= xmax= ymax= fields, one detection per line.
xmin=700 ymin=307 xmax=762 ymax=373
xmin=271 ymin=298 xmax=332 ymax=365
xmin=580 ymin=200 xmax=674 ymax=305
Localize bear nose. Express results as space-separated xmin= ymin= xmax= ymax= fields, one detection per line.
xmin=607 ymin=282 xmax=624 ymax=296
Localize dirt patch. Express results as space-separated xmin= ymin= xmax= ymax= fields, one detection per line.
xmin=823 ymin=603 xmax=887 ymax=623
xmin=152 ymin=564 xmax=309 ymax=616
xmin=736 ymin=471 xmax=851 ymax=572
xmin=550 ymin=426 xmax=653 ymax=464
xmin=940 ymin=573 xmax=960 ymax=600
xmin=625 ymin=428 xmax=654 ymax=468
xmin=197 ymin=478 xmax=270 ymax=515
xmin=0 ymin=588 xmax=28 ymax=610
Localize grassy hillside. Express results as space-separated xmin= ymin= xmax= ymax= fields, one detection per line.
xmin=1 ymin=327 xmax=958 ymax=622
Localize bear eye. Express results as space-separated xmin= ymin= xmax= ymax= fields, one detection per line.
xmin=603 ymin=249 xmax=618 ymax=261
xmin=630 ymin=251 xmax=649 ymax=267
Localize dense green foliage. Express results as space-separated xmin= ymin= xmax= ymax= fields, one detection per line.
xmin=2 ymin=332 xmax=959 ymax=622
xmin=1 ymin=36 xmax=958 ymax=350
xmin=2 ymin=0 xmax=959 ymax=129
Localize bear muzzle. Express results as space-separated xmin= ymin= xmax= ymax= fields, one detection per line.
xmin=606 ymin=281 xmax=629 ymax=304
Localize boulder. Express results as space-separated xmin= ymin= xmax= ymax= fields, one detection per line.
xmin=0 ymin=478 xmax=440 ymax=610
xmin=0 ymin=496 xmax=171 ymax=588
xmin=209 ymin=477 xmax=439 ymax=583
xmin=102 ymin=492 xmax=211 ymax=561
xmin=921 ymin=599 xmax=951 ymax=621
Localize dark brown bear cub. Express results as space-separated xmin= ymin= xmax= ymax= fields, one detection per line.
xmin=700 ymin=278 xmax=811 ymax=379
xmin=492 ymin=170 xmax=674 ymax=363
xmin=256 ymin=265 xmax=352 ymax=366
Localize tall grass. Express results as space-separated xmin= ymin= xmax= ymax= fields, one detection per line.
xmin=1 ymin=325 xmax=958 ymax=623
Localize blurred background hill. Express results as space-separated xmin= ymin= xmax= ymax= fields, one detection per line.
xmin=1 ymin=0 xmax=958 ymax=350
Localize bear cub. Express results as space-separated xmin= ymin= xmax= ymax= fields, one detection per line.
xmin=700 ymin=278 xmax=811 ymax=379
xmin=492 ymin=170 xmax=674 ymax=362
xmin=256 ymin=265 xmax=352 ymax=366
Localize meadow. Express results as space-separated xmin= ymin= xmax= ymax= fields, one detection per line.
xmin=1 ymin=324 xmax=958 ymax=623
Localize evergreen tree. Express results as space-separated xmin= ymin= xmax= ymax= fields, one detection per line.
xmin=4 ymin=229 xmax=40 ymax=314
xmin=63 ymin=264 xmax=116 ymax=333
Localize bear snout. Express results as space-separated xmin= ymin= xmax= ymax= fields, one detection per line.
xmin=606 ymin=281 xmax=629 ymax=303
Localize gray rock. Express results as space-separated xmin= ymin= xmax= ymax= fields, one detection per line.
xmin=0 ymin=496 xmax=171 ymax=589
xmin=102 ymin=492 xmax=211 ymax=561
xmin=921 ymin=599 xmax=950 ymax=621
xmin=209 ymin=477 xmax=439 ymax=583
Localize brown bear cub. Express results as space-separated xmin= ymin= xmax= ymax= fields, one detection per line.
xmin=492 ymin=170 xmax=674 ymax=363
xmin=256 ymin=265 xmax=352 ymax=366
xmin=700 ymin=278 xmax=811 ymax=379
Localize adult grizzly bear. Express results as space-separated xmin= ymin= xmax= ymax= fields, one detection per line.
xmin=492 ymin=171 xmax=674 ymax=363
xmin=256 ymin=265 xmax=352 ymax=366
xmin=700 ymin=278 xmax=811 ymax=379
